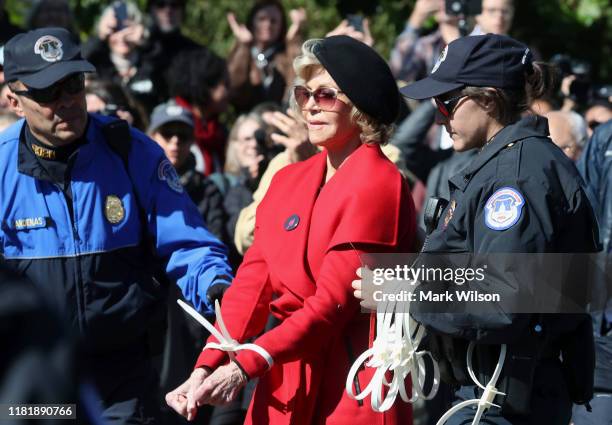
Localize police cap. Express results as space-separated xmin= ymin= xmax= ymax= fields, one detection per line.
xmin=3 ymin=27 xmax=95 ymax=89
xmin=401 ymin=34 xmax=534 ymax=100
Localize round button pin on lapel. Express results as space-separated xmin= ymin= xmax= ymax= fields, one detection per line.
xmin=284 ymin=214 xmax=300 ymax=231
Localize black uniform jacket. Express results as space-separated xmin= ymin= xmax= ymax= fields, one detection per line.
xmin=411 ymin=116 xmax=598 ymax=406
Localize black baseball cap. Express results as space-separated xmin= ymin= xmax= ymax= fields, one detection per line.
xmin=400 ymin=34 xmax=533 ymax=100
xmin=3 ymin=27 xmax=95 ymax=89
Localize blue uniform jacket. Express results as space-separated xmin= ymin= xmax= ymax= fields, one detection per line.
xmin=0 ymin=114 xmax=232 ymax=352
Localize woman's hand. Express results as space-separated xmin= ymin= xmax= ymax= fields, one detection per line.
xmin=165 ymin=367 xmax=210 ymax=421
xmin=97 ymin=9 xmax=117 ymax=41
xmin=227 ymin=12 xmax=253 ymax=44
xmin=326 ymin=19 xmax=374 ymax=47
xmin=121 ymin=20 xmax=146 ymax=46
xmin=409 ymin=0 xmax=444 ymax=29
xmin=191 ymin=362 xmax=248 ymax=406
xmin=263 ymin=109 xmax=316 ymax=163
xmin=287 ymin=8 xmax=307 ymax=42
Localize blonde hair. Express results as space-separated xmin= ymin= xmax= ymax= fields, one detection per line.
xmin=290 ymin=39 xmax=393 ymax=145
xmin=224 ymin=113 xmax=264 ymax=176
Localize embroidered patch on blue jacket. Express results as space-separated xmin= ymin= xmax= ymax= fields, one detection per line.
xmin=158 ymin=159 xmax=184 ymax=193
xmin=484 ymin=187 xmax=525 ymax=231
xmin=12 ymin=216 xmax=48 ymax=230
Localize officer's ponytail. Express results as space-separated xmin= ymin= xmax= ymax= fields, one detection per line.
xmin=525 ymin=61 xmax=557 ymax=107
xmin=461 ymin=61 xmax=558 ymax=126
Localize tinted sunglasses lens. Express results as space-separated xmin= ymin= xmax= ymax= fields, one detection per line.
xmin=435 ymin=98 xmax=449 ymax=117
xmin=27 ymin=86 xmax=61 ymax=103
xmin=313 ymin=88 xmax=337 ymax=109
xmin=160 ymin=128 xmax=193 ymax=142
xmin=25 ymin=74 xmax=84 ymax=103
xmin=588 ymin=121 xmax=600 ymax=131
xmin=294 ymin=86 xmax=310 ymax=107
xmin=63 ymin=74 xmax=85 ymax=95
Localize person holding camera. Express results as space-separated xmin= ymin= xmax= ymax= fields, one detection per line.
xmin=82 ymin=1 xmax=163 ymax=114
xmin=471 ymin=0 xmax=514 ymax=35
xmin=226 ymin=0 xmax=307 ymax=113
xmin=390 ymin=0 xmax=460 ymax=85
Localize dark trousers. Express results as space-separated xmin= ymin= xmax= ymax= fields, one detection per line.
xmin=438 ymin=360 xmax=572 ymax=425
xmin=88 ymin=346 xmax=160 ymax=424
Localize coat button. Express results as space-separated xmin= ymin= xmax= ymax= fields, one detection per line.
xmin=284 ymin=214 xmax=300 ymax=231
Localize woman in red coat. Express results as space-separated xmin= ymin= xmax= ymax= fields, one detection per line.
xmin=166 ymin=35 xmax=416 ymax=425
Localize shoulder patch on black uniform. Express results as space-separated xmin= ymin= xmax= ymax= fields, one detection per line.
xmin=484 ymin=187 xmax=525 ymax=230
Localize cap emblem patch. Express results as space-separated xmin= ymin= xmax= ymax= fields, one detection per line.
xmin=166 ymin=105 xmax=184 ymax=116
xmin=431 ymin=45 xmax=448 ymax=74
xmin=34 ymin=35 xmax=63 ymax=62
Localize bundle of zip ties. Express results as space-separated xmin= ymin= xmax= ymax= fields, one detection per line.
xmin=346 ymin=273 xmax=507 ymax=425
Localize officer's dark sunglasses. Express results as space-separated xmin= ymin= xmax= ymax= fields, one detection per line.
xmin=434 ymin=94 xmax=469 ymax=117
xmin=294 ymin=85 xmax=344 ymax=110
xmin=12 ymin=73 xmax=85 ymax=104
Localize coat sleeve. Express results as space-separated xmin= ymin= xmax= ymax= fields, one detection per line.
xmin=232 ymin=245 xmax=365 ymax=378
xmin=194 ymin=239 xmax=273 ymax=371
xmin=133 ymin=144 xmax=234 ymax=315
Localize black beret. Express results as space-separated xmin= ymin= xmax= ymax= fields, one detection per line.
xmin=313 ymin=35 xmax=400 ymax=125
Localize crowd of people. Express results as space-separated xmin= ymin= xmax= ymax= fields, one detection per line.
xmin=0 ymin=0 xmax=611 ymax=424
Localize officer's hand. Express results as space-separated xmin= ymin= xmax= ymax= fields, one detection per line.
xmin=191 ymin=361 xmax=248 ymax=406
xmin=352 ymin=266 xmax=377 ymax=311
xmin=206 ymin=283 xmax=230 ymax=307
xmin=166 ymin=367 xmax=210 ymax=421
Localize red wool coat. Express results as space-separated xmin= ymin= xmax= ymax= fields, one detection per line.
xmin=196 ymin=143 xmax=416 ymax=424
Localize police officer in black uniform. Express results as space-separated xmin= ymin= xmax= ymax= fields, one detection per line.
xmin=400 ymin=34 xmax=599 ymax=424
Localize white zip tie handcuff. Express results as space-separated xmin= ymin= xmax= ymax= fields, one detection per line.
xmin=435 ymin=343 xmax=507 ymax=425
xmin=346 ymin=272 xmax=508 ymax=425
xmin=177 ymin=299 xmax=274 ymax=370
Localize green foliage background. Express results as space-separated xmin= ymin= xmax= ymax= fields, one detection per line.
xmin=6 ymin=0 xmax=611 ymax=81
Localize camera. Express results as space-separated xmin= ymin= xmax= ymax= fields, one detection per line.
xmin=551 ymin=54 xmax=592 ymax=105
xmin=346 ymin=14 xmax=364 ymax=33
xmin=112 ymin=1 xmax=128 ymax=31
xmin=445 ymin=0 xmax=482 ymax=16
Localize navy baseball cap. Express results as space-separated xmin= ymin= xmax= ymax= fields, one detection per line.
xmin=3 ymin=27 xmax=95 ymax=89
xmin=148 ymin=100 xmax=194 ymax=134
xmin=401 ymin=34 xmax=533 ymax=100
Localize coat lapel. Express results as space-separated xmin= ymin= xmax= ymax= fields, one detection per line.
xmin=257 ymin=150 xmax=328 ymax=301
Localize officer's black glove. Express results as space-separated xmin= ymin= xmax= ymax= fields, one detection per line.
xmin=206 ymin=283 xmax=230 ymax=307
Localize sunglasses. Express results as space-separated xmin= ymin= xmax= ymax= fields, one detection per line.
xmin=434 ymin=94 xmax=469 ymax=117
xmin=294 ymin=85 xmax=344 ymax=110
xmin=158 ymin=127 xmax=193 ymax=143
xmin=12 ymin=73 xmax=85 ymax=104
xmin=152 ymin=0 xmax=182 ymax=8
xmin=588 ymin=120 xmax=601 ymax=131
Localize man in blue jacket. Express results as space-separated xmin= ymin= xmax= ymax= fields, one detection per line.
xmin=0 ymin=27 xmax=233 ymax=424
